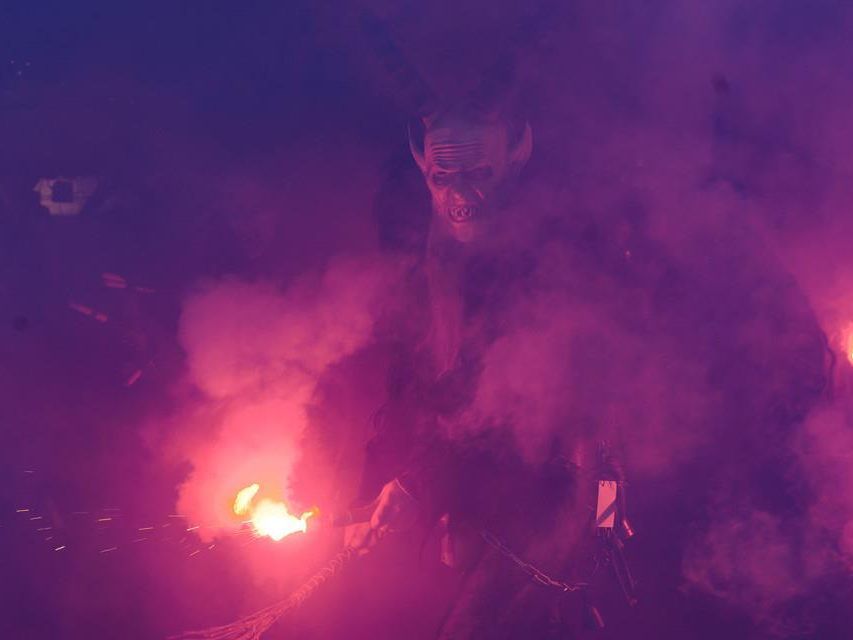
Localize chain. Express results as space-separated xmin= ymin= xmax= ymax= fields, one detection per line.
xmin=480 ymin=529 xmax=588 ymax=593
xmin=169 ymin=547 xmax=358 ymax=640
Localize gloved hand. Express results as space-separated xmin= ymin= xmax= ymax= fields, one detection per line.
xmin=344 ymin=477 xmax=420 ymax=555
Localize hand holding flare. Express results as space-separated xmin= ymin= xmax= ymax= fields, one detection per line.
xmin=343 ymin=478 xmax=420 ymax=554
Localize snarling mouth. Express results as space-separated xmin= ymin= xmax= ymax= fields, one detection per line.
xmin=448 ymin=205 xmax=478 ymax=223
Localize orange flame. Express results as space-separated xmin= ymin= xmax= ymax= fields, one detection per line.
xmin=233 ymin=483 xmax=315 ymax=541
xmin=845 ymin=327 xmax=853 ymax=367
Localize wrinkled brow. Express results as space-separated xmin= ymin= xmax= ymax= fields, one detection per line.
xmin=429 ymin=137 xmax=485 ymax=170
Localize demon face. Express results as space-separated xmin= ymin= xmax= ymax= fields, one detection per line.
xmin=410 ymin=112 xmax=532 ymax=243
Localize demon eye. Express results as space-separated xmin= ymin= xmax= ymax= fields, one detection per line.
xmin=468 ymin=166 xmax=493 ymax=181
xmin=432 ymin=171 xmax=451 ymax=187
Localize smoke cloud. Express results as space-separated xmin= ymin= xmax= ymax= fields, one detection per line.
xmin=377 ymin=1 xmax=853 ymax=634
xmin=172 ymin=257 xmax=398 ymax=541
xmin=154 ymin=1 xmax=853 ymax=635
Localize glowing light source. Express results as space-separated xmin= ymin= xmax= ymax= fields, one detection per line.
xmin=843 ymin=324 xmax=853 ymax=366
xmin=232 ymin=483 xmax=314 ymax=542
xmin=233 ymin=483 xmax=260 ymax=516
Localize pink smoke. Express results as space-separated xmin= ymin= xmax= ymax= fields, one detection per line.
xmin=798 ymin=404 xmax=853 ymax=569
xmin=438 ymin=2 xmax=853 ymax=632
xmin=682 ymin=510 xmax=814 ymax=636
xmin=155 ymin=1 xmax=853 ymax=631
xmin=172 ymin=256 xmax=398 ymax=541
xmin=465 ymin=291 xmax=713 ymax=473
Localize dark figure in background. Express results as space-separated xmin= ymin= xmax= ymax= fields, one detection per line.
xmin=305 ymin=16 xmax=644 ymax=638
xmin=332 ymin=68 xmax=621 ymax=635
xmin=342 ymin=94 xmax=829 ymax=638
xmin=295 ymin=18 xmax=829 ymax=639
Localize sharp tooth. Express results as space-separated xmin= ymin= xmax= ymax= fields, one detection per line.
xmin=449 ymin=206 xmax=476 ymax=221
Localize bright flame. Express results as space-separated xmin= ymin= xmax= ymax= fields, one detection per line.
xmin=233 ymin=483 xmax=260 ymax=516
xmin=845 ymin=328 xmax=853 ymax=366
xmin=249 ymin=499 xmax=312 ymax=541
xmin=232 ymin=484 xmax=314 ymax=542
xmin=840 ymin=323 xmax=853 ymax=367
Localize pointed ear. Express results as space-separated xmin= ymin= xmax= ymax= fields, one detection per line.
xmin=408 ymin=119 xmax=427 ymax=173
xmin=509 ymin=122 xmax=533 ymax=171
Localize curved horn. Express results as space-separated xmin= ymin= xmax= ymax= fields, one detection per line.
xmin=509 ymin=122 xmax=533 ymax=171
xmin=408 ymin=119 xmax=427 ymax=173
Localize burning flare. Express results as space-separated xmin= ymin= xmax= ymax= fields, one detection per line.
xmin=844 ymin=325 xmax=853 ymax=366
xmin=233 ymin=483 xmax=315 ymax=541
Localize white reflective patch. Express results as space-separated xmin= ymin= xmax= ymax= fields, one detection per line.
xmin=33 ymin=176 xmax=99 ymax=216
xmin=596 ymin=480 xmax=618 ymax=529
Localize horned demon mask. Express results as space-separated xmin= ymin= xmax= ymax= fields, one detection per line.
xmin=359 ymin=11 xmax=533 ymax=244
xmin=410 ymin=110 xmax=532 ymax=243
